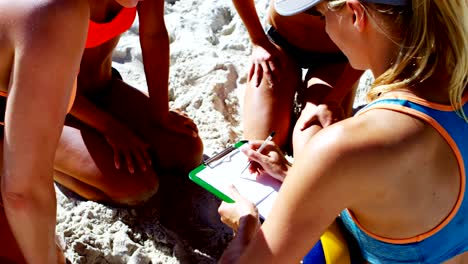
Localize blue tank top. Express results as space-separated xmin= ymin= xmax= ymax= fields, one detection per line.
xmin=341 ymin=92 xmax=468 ymax=264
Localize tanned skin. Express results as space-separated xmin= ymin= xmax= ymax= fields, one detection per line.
xmin=219 ymin=1 xmax=468 ymax=263
xmin=0 ymin=0 xmax=203 ymax=262
xmin=232 ymin=0 xmax=363 ymax=156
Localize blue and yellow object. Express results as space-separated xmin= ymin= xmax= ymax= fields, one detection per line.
xmin=303 ymin=220 xmax=351 ymax=264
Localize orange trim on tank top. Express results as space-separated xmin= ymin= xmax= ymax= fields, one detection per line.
xmin=348 ymin=103 xmax=466 ymax=244
xmin=379 ymin=91 xmax=468 ymax=111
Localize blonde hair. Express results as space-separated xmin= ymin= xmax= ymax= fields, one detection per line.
xmin=372 ymin=1 xmax=467 ymax=120
xmin=328 ymin=0 xmax=468 ymax=120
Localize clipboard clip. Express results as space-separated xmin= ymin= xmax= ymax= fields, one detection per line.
xmin=204 ymin=140 xmax=248 ymax=168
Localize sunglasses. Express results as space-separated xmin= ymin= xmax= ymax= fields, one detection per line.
xmin=304 ymin=6 xmax=322 ymax=16
xmin=304 ymin=6 xmax=326 ymax=20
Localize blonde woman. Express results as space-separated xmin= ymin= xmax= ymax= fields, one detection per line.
xmin=218 ymin=0 xmax=468 ymax=263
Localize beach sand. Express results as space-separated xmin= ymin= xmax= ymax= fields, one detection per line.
xmin=55 ymin=0 xmax=372 ymax=263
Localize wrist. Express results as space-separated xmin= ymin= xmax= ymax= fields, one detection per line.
xmin=236 ymin=214 xmax=260 ymax=243
xmin=151 ymin=110 xmax=170 ymax=125
xmin=100 ymin=117 xmax=120 ymax=134
xmin=284 ymin=161 xmax=293 ymax=177
xmin=277 ymin=160 xmax=292 ymax=181
xmin=147 ymin=95 xmax=169 ymax=121
xmin=321 ymin=89 xmax=343 ymax=106
xmin=323 ymin=100 xmax=342 ymax=108
xmin=149 ymin=101 xmax=169 ymax=122
xmin=251 ymin=34 xmax=271 ymax=48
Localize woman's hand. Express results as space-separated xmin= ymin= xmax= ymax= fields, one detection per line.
xmin=218 ymin=185 xmax=260 ymax=233
xmin=241 ymin=140 xmax=291 ymax=182
xmin=218 ymin=186 xmax=261 ymax=264
xmin=298 ymin=102 xmax=345 ymax=131
xmin=249 ymin=40 xmax=282 ymax=87
xmin=103 ymin=121 xmax=152 ymax=173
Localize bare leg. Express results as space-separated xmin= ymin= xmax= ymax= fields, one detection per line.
xmin=0 ymin=208 xmax=25 ymax=263
xmin=242 ymin=48 xmax=302 ymax=149
xmin=54 ymin=120 xmax=159 ymax=206
xmin=54 ymin=72 xmax=202 ymax=206
xmin=2 ymin=188 xmax=64 ymax=264
xmin=0 ymin=137 xmax=26 ymax=263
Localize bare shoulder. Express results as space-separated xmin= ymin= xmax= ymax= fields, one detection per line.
xmin=6 ymin=0 xmax=90 ymax=99
xmin=5 ymin=0 xmax=89 ymax=45
xmin=311 ymin=107 xmax=429 ymax=159
xmin=0 ymin=0 xmax=87 ymax=21
xmin=296 ymin=108 xmax=430 ymax=199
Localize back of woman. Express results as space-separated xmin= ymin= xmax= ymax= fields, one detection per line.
xmin=292 ymin=0 xmax=468 ymax=262
xmin=336 ymin=1 xmax=468 ymax=260
xmin=340 ymin=92 xmax=468 ymax=263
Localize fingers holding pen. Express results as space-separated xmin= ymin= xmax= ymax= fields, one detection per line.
xmin=241 ymin=140 xmax=276 ymax=164
xmin=241 ymin=139 xmax=290 ymax=182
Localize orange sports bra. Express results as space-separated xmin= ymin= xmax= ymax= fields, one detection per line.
xmin=86 ymin=7 xmax=137 ymax=48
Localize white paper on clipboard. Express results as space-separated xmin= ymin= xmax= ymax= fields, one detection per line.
xmin=192 ymin=147 xmax=281 ymax=219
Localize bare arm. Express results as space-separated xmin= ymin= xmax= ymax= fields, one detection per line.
xmin=232 ymin=0 xmax=282 ymax=86
xmin=69 ymin=93 xmax=151 ymax=172
xmin=231 ymin=0 xmax=269 ymax=45
xmin=69 ymin=94 xmax=121 ymax=133
xmin=1 ymin=1 xmax=88 ymax=263
xmin=137 ymin=0 xmax=170 ymax=121
xmin=137 ymin=0 xmax=198 ymax=137
xmin=221 ymin=118 xmax=388 ymax=263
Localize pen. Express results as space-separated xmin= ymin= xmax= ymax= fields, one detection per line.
xmin=240 ymin=131 xmax=276 ymax=175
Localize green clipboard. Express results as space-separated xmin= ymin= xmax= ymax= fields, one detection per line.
xmin=189 ymin=140 xmax=248 ymax=203
xmin=189 ymin=140 xmax=281 ymax=219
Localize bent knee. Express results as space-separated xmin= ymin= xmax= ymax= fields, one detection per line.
xmin=166 ymin=134 xmax=204 ymax=173
xmin=110 ymin=174 xmax=159 ymax=206
xmin=186 ymin=135 xmax=204 ymax=167
xmin=89 ymin=167 xmax=159 ymax=206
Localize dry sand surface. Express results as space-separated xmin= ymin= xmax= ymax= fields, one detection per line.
xmin=55 ymin=0 xmax=372 ymax=263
